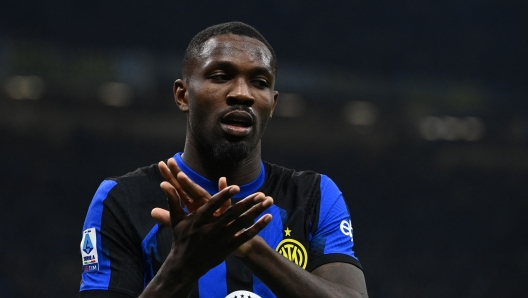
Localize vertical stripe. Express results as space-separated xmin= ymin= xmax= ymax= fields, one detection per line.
xmin=257 ymin=205 xmax=285 ymax=251
xmin=226 ymin=256 xmax=253 ymax=294
xmin=318 ymin=175 xmax=357 ymax=259
xmin=80 ymin=180 xmax=117 ymax=291
xmin=253 ymin=275 xmax=275 ymax=298
xmin=141 ymin=224 xmax=159 ymax=287
xmin=198 ymin=262 xmax=227 ymax=297
xmin=252 ymin=205 xmax=285 ymax=297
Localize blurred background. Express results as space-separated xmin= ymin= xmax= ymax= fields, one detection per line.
xmin=1 ymin=1 xmax=527 ymax=297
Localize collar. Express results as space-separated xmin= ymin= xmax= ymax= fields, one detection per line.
xmin=173 ymin=152 xmax=266 ymax=200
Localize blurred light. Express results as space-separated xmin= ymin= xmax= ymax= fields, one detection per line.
xmin=344 ymin=101 xmax=378 ymax=126
xmin=274 ymin=93 xmax=305 ymax=117
xmin=4 ymin=75 xmax=45 ymax=100
xmin=419 ymin=116 xmax=485 ymax=141
xmin=420 ymin=116 xmax=445 ymax=141
xmin=98 ymin=82 xmax=133 ymax=107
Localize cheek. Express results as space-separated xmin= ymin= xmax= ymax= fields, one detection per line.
xmin=188 ymin=91 xmax=224 ymax=132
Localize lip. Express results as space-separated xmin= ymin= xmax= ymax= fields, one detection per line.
xmin=221 ymin=110 xmax=254 ymax=125
xmin=220 ymin=110 xmax=254 ymax=137
xmin=220 ymin=123 xmax=253 ymax=137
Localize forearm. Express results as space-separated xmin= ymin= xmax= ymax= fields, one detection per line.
xmin=240 ymin=238 xmax=363 ymax=298
xmin=139 ymin=254 xmax=198 ymax=298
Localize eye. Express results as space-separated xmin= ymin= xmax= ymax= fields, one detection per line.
xmin=251 ymin=78 xmax=270 ymax=89
xmin=208 ymin=72 xmax=230 ymax=82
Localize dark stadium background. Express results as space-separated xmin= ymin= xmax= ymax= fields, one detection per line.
xmin=1 ymin=1 xmax=527 ymax=297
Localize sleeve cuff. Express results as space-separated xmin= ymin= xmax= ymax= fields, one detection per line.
xmin=80 ymin=290 xmax=135 ymax=298
xmin=306 ymin=253 xmax=362 ymax=272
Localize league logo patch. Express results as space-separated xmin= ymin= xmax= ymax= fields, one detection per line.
xmin=225 ymin=290 xmax=261 ymax=298
xmin=275 ymin=227 xmax=308 ymax=269
xmin=80 ymin=228 xmax=99 ymax=272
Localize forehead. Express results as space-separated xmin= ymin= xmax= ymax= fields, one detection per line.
xmin=195 ymin=34 xmax=273 ymax=72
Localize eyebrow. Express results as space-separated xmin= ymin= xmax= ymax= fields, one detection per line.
xmin=204 ymin=60 xmax=274 ymax=77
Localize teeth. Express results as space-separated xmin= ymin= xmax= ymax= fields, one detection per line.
xmin=224 ymin=119 xmax=248 ymax=126
xmin=227 ymin=121 xmax=247 ymax=126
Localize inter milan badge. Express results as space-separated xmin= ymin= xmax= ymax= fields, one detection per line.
xmin=80 ymin=228 xmax=99 ymax=272
xmin=275 ymin=227 xmax=308 ymax=269
xmin=225 ymin=290 xmax=261 ymax=298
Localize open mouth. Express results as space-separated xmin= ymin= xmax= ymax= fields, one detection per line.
xmin=220 ymin=110 xmax=254 ymax=137
xmin=221 ymin=110 xmax=254 ymax=127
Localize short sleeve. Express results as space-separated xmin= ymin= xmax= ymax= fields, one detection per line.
xmin=307 ymin=175 xmax=362 ymax=272
xmin=79 ymin=180 xmax=143 ymax=297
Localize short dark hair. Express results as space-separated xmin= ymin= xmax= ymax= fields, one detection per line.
xmin=182 ymin=21 xmax=277 ymax=80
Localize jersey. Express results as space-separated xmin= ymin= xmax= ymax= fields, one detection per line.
xmin=79 ymin=152 xmax=361 ymax=298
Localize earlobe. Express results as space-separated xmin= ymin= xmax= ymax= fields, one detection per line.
xmin=174 ymin=79 xmax=189 ymax=112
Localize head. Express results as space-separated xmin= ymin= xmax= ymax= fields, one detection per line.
xmin=182 ymin=22 xmax=277 ymax=81
xmin=174 ymin=22 xmax=279 ymax=165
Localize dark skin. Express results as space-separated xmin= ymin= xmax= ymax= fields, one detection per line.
xmin=142 ymin=34 xmax=368 ymax=297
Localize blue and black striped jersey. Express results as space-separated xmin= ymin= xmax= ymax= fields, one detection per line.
xmin=79 ymin=153 xmax=361 ymax=298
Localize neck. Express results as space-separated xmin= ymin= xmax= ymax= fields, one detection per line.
xmin=181 ymin=138 xmax=262 ymax=186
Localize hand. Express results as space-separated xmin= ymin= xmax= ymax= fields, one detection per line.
xmin=152 ymin=158 xmax=231 ymax=222
xmin=152 ymin=159 xmax=273 ymax=279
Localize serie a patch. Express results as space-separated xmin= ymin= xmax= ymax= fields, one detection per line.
xmin=80 ymin=228 xmax=99 ymax=272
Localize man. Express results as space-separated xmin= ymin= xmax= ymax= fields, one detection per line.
xmin=80 ymin=22 xmax=368 ymax=298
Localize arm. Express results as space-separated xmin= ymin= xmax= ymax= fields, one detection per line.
xmin=238 ymin=236 xmax=368 ymax=298
xmin=79 ymin=180 xmax=145 ymax=298
xmin=234 ymin=173 xmax=368 ymax=297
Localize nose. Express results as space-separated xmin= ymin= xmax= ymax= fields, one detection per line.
xmin=226 ymin=78 xmax=255 ymax=106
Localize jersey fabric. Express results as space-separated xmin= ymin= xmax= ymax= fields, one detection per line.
xmin=79 ymin=152 xmax=361 ymax=298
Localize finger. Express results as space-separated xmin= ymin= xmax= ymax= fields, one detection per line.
xmin=151 ymin=208 xmax=171 ymax=226
xmin=215 ymin=192 xmax=267 ymax=227
xmin=218 ymin=177 xmax=227 ymax=191
xmin=222 ymin=196 xmax=273 ymax=235
xmin=214 ymin=177 xmax=231 ymax=216
xmin=177 ymin=171 xmax=212 ymax=208
xmin=166 ymin=157 xmax=181 ymax=175
xmin=159 ymin=160 xmax=194 ymax=208
xmin=213 ymin=198 xmax=231 ymax=217
xmin=159 ymin=159 xmax=180 ymax=187
xmin=228 ymin=214 xmax=272 ymax=250
xmin=196 ymin=185 xmax=240 ymax=220
xmin=160 ymin=181 xmax=186 ymax=226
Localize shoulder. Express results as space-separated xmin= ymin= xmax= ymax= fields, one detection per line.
xmin=87 ymin=162 xmax=166 ymax=223
xmin=262 ymin=161 xmax=321 ymax=188
xmin=99 ymin=163 xmax=164 ymax=201
xmin=262 ymin=162 xmax=342 ymax=196
xmin=260 ymin=162 xmax=323 ymax=212
xmin=109 ymin=162 xmax=164 ymax=188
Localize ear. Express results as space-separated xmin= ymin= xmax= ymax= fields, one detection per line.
xmin=269 ymin=91 xmax=279 ymax=118
xmin=174 ymin=79 xmax=189 ymax=112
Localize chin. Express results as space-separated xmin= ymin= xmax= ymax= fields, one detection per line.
xmin=210 ymin=140 xmax=253 ymax=164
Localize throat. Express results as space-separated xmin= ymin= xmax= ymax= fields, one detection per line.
xmin=182 ymin=140 xmax=262 ymax=186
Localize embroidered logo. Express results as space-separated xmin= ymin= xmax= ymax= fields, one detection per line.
xmin=225 ymin=290 xmax=262 ymax=298
xmin=275 ymin=228 xmax=308 ymax=269
xmin=80 ymin=228 xmax=99 ymax=272
xmin=340 ymin=219 xmax=353 ymax=242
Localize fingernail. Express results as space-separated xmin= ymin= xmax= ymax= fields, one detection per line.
xmin=229 ymin=186 xmax=240 ymax=194
xmin=262 ymin=198 xmax=272 ymax=208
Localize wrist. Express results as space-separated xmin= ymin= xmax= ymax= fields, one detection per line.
xmin=236 ymin=236 xmax=267 ymax=260
xmin=141 ymin=252 xmax=200 ymax=297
